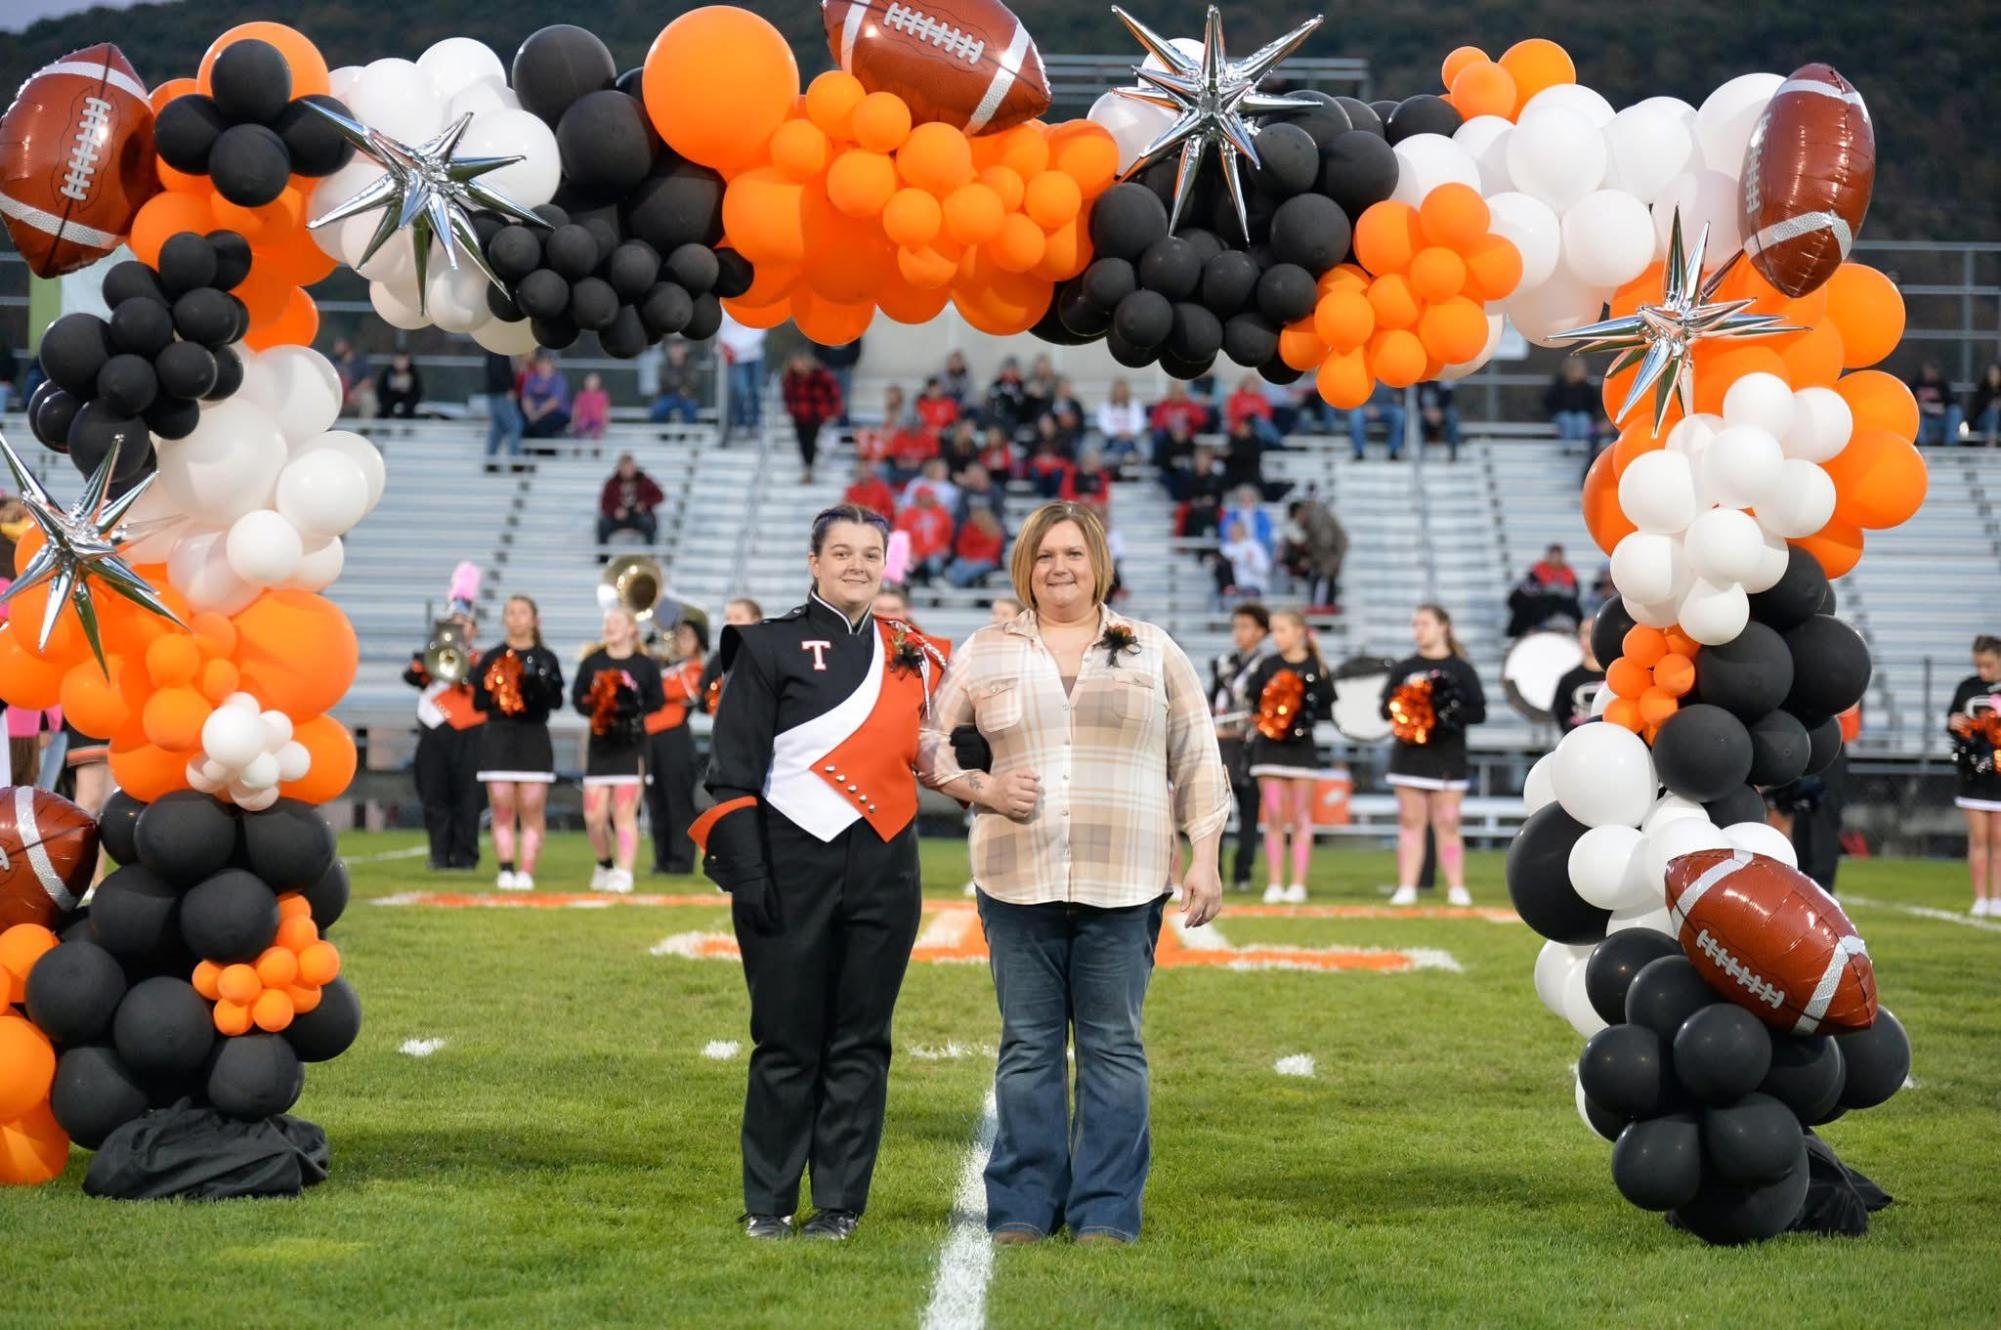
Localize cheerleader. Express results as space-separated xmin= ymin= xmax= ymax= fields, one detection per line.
xmin=573 ymin=606 xmax=666 ymax=894
xmin=1380 ymin=604 xmax=1487 ymax=907
xmin=1244 ymin=610 xmax=1335 ymax=903
xmin=473 ymin=595 xmax=566 ymax=891
xmin=645 ymin=617 xmax=708 ymax=875
xmin=1946 ymin=634 xmax=2001 ymax=916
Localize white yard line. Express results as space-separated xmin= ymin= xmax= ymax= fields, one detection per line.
xmin=348 ymin=846 xmax=431 ymax=864
xmin=1170 ymin=915 xmax=1231 ymax=950
xmin=397 ymin=1038 xmax=446 ymax=1057
xmin=1274 ymin=1054 xmax=1316 ymax=1078
xmin=701 ymin=1040 xmax=741 ymax=1060
xmin=920 ymin=1087 xmax=1001 ymax=1330
xmin=1844 ymin=895 xmax=2001 ymax=935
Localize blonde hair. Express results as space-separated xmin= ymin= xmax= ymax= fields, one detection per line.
xmin=1270 ymin=609 xmax=1325 ymax=671
xmin=1011 ymin=501 xmax=1116 ymax=611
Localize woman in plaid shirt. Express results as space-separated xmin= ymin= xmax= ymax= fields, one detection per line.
xmin=919 ymin=501 xmax=1231 ymax=1247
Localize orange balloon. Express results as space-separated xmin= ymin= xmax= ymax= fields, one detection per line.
xmin=1450 ymin=61 xmax=1518 ymax=121
xmin=1354 ymin=201 xmax=1421 ymax=276
xmin=1441 ymin=46 xmax=1490 ymax=88
xmin=1638 ymin=688 xmax=1680 ymax=728
xmin=60 ymin=659 xmax=131 ymax=742
xmin=1610 ymin=262 xmax=1666 ymax=318
xmin=791 ymin=290 xmax=877 ymax=345
xmin=128 ymin=191 xmax=217 ymax=268
xmin=199 ymin=22 xmax=330 ymax=98
xmin=1417 ymin=183 xmax=1489 ymax=250
xmin=1691 ymin=345 xmax=1788 ymax=417
xmin=943 ymin=183 xmax=1005 ymax=245
xmin=0 ymin=1015 xmax=56 ymax=1118
xmin=150 ymin=77 xmax=197 ymax=115
xmin=896 ymin=122 xmax=976 ymax=196
xmin=1794 ymin=517 xmax=1866 ymax=579
xmin=1314 ymin=289 xmax=1375 ymax=354
xmin=1048 ymin=122 xmax=1120 ymax=197
xmin=141 ymin=686 xmax=212 ymax=752
xmin=805 ymin=70 xmax=866 ymax=138
xmin=276 ymin=915 xmax=319 ymax=953
xmin=1581 ymin=449 xmax=1636 ymax=555
xmin=721 ymin=168 xmax=807 ymax=265
xmin=213 ymin=1000 xmax=253 ymax=1037
xmin=280 ymin=714 xmax=357 ymax=804
xmin=989 ymin=213 xmax=1047 ymax=273
xmin=190 ymin=960 xmax=223 ymax=1000
xmin=1835 ymin=370 xmax=1919 ymax=439
xmin=1023 ymin=170 xmax=1082 ymax=230
xmin=851 ymin=91 xmax=914 ymax=154
xmin=0 ymin=926 xmax=57 ymax=997
xmin=297 ymin=941 xmax=341 ymax=987
xmin=156 ymin=161 xmax=211 ymax=196
xmin=1366 ymin=274 xmax=1419 ymax=330
xmin=231 ymin=591 xmax=358 ymax=720
xmin=978 ymin=165 xmax=1025 ymax=213
xmin=1032 ymin=218 xmax=1091 ymax=282
xmin=1369 ymin=328 xmax=1427 ymax=389
xmin=252 ymin=988 xmax=296 ymax=1033
xmin=199 ymin=658 xmax=242 ymax=706
xmin=1498 ymin=38 xmax=1576 ymax=118
xmin=1316 ymin=349 xmax=1374 ymax=410
xmin=213 ymin=186 xmax=303 ymax=243
xmin=1606 ymin=657 xmax=1651 ymax=699
xmin=1653 ymin=653 xmax=1697 ymax=698
xmin=287 ymin=983 xmax=323 ymax=1015
xmin=898 ymin=244 xmax=959 ymax=291
xmin=1417 ymin=297 xmax=1488 ymax=364
xmin=1823 ymin=428 xmax=1928 ymax=529
xmin=191 ymin=611 xmax=237 ymax=659
xmin=1279 ymin=321 xmax=1328 ymax=373
xmin=243 ymin=286 xmax=318 ymax=350
xmin=0 ymin=1103 xmax=69 ymax=1186
xmin=218 ymin=963 xmax=262 ymax=1005
xmin=1822 ymin=264 xmax=1904 ymax=369
xmin=1462 ymin=234 xmax=1523 ymax=302
xmin=998 ymin=125 xmax=1051 ymax=178
xmin=1611 ymin=422 xmax=1664 ymax=474
xmin=146 ymin=634 xmax=201 ymax=687
xmin=251 ymin=945 xmax=298 ymax=989
xmin=826 ymin=150 xmax=898 ymax=218
xmin=769 ymin=119 xmax=831 ymax=181
xmin=1777 ymin=319 xmax=1845 ymax=389
xmin=1622 ymin=626 xmax=1668 ymax=668
xmin=1663 ymin=628 xmax=1700 ymax=658
xmin=883 ymin=188 xmax=944 ymax=247
xmin=642 ymin=6 xmax=799 ymax=171
xmin=875 ymin=273 xmax=953 ymax=325
xmin=277 ymin=893 xmax=313 ymax=922
xmin=1604 ymin=696 xmax=1644 ymax=733
xmin=1409 ymin=246 xmax=1467 ymax=301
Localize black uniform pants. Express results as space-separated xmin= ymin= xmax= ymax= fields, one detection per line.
xmin=734 ymin=814 xmax=921 ymax=1216
xmin=1219 ymin=737 xmax=1260 ymax=886
xmin=413 ymin=725 xmax=483 ymax=868
xmin=646 ymin=725 xmax=698 ymax=873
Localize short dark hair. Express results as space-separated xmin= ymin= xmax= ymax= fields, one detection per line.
xmin=1232 ymin=601 xmax=1271 ymax=632
xmin=810 ymin=503 xmax=890 ymax=555
xmin=1976 ymin=635 xmax=2001 ymax=656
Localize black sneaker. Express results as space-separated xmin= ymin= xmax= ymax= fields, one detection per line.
xmin=741 ymin=1213 xmax=792 ymax=1240
xmin=799 ymin=1209 xmax=859 ymax=1241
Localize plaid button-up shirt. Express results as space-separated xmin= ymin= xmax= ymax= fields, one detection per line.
xmin=918 ymin=605 xmax=1231 ymax=908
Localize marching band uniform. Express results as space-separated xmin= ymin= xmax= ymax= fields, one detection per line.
xmin=1244 ymin=651 xmax=1335 ymax=779
xmin=1380 ymin=654 xmax=1487 ymax=791
xmin=693 ymin=591 xmax=947 ymax=1226
xmin=1550 ymin=660 xmax=1605 ymax=733
xmin=1211 ymin=639 xmax=1273 ymax=886
xmin=404 ymin=645 xmax=486 ymax=869
xmin=646 ymin=653 xmax=707 ymax=874
xmin=472 ymin=642 xmax=566 ymax=783
xmin=572 ymin=648 xmax=666 ymax=786
xmin=1948 ymin=675 xmax=2001 ymax=812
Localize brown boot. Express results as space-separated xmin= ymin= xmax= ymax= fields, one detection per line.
xmin=992 ymin=1229 xmax=1043 ymax=1246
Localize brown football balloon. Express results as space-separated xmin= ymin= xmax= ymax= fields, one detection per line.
xmin=0 ymin=787 xmax=99 ymax=930
xmin=823 ymin=0 xmax=1051 ymax=135
xmin=1739 ymin=63 xmax=1875 ymax=299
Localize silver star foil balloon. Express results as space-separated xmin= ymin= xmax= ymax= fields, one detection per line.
xmin=0 ymin=431 xmax=183 ymax=674
xmin=1549 ymin=210 xmax=1801 ymax=434
xmin=305 ymin=104 xmax=547 ymax=314
xmin=1112 ymin=5 xmax=1324 ymax=240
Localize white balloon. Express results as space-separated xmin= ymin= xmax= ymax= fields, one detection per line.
xmin=307 ymin=161 xmax=385 ymax=261
xmin=416 ymin=36 xmax=506 ymax=100
xmin=237 ymin=751 xmax=282 ymax=792
xmin=1560 ymin=190 xmax=1656 ymax=287
xmin=446 ymin=77 xmax=520 ymax=121
xmin=1606 ymin=900 xmax=1677 ymax=938
xmin=1506 ymin=106 xmax=1606 ymax=211
xmin=1664 ymin=413 xmax=1720 ymax=460
xmin=349 ymin=57 xmax=446 ymax=144
xmin=1642 ymin=794 xmax=1707 ymax=835
xmin=1590 ymin=680 xmax=1615 ymax=717
xmin=158 ymin=398 xmax=287 ymax=525
xmin=1618 ymin=450 xmax=1699 ymax=534
xmin=1610 ymin=530 xmax=1686 ymax=605
xmin=1684 ymin=507 xmax=1766 ymax=585
xmin=327 ymin=64 xmax=363 ymax=102
xmin=1523 ymin=751 xmax=1559 ymax=813
xmin=1743 ymin=530 xmax=1792 ymax=594
xmin=472 ymin=316 xmax=542 ymax=356
xmin=202 ymin=704 xmax=265 ymax=768
xmin=1535 ymin=939 xmax=1593 ymax=1018
xmin=1554 ymin=722 xmax=1658 ymax=828
xmin=1485 ymin=191 xmax=1562 ymax=292
xmin=1439 ymin=313 xmax=1505 ymax=382
xmin=370 ymin=276 xmax=431 ymax=331
xmin=1642 ymin=817 xmax=1729 ymax=893
xmin=230 ymin=784 xmax=281 ymax=813
xmin=1785 ymin=387 xmax=1853 ymax=463
xmin=347 ymin=219 xmax=420 ymax=286
xmin=1652 ymin=170 xmax=1741 ymax=265
xmin=1453 ymin=115 xmax=1514 ymax=194
xmin=1694 ymin=72 xmax=1783 ymax=180
xmin=1569 ymin=824 xmax=1651 ymax=910
xmin=1700 ymin=424 xmax=1786 ymax=508
xmin=1562 ymin=960 xmax=1610 ymax=1038
xmin=240 ymin=346 xmax=343 ymax=446
xmin=1139 ymin=37 xmax=1207 ymax=72
xmin=1603 ymin=101 xmax=1697 ymax=204
xmin=275 ymin=741 xmax=312 ymax=783
xmin=1676 ymin=577 xmax=1750 ymax=646
xmin=225 ymin=692 xmax=261 ymax=713
xmin=1523 ymin=82 xmax=1617 ymax=128
xmin=1623 ymin=595 xmax=1681 ymax=629
xmin=186 ymin=760 xmax=225 ymax=794
xmin=1722 ymin=372 xmax=1796 ymax=439
xmin=224 ymin=509 xmax=304 ymax=586
xmin=1507 ymin=270 xmax=1604 ymax=347
xmin=425 ymin=263 xmax=492 ymax=336
xmin=1576 ymin=1068 xmax=1611 ymax=1139
xmin=260 ymin=710 xmax=294 ymax=749
xmin=295 ymin=430 xmax=385 ymax=509
xmin=1755 ymin=459 xmax=1838 ymax=539
xmin=1088 ymin=90 xmax=1178 ymax=175
xmin=1390 ymin=133 xmax=1481 ymax=208
xmin=458 ymin=108 xmax=562 ymax=208
xmin=1725 ymin=821 xmax=1799 ymax=868
xmin=286 ymin=536 xmax=346 ymax=593
xmin=116 ymin=484 xmax=190 ymax=563
xmin=276 ymin=451 xmax=371 ymax=541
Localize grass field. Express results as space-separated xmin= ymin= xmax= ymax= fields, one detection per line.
xmin=3 ymin=833 xmax=1998 ymax=1330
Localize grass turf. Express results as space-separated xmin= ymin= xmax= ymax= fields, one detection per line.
xmin=2 ymin=834 xmax=1998 ymax=1330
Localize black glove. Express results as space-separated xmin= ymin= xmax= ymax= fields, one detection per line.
xmin=951 ymin=724 xmax=993 ymax=773
xmin=728 ymin=876 xmax=781 ymax=936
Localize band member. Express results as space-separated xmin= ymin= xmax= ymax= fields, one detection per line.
xmin=573 ymin=607 xmax=666 ymax=894
xmin=1948 ymin=635 xmax=2001 ymax=916
xmin=698 ymin=598 xmax=764 ymax=716
xmin=473 ymin=595 xmax=565 ymax=891
xmin=1243 ymin=610 xmax=1334 ymax=903
xmin=1210 ymin=604 xmax=1272 ymax=892
xmin=645 ymin=617 xmax=709 ymax=876
xmin=693 ymin=504 xmax=946 ymax=1241
xmin=404 ymin=609 xmax=486 ymax=870
xmin=1550 ymin=617 xmax=1605 ymax=733
xmin=1382 ymin=604 xmax=1487 ymax=907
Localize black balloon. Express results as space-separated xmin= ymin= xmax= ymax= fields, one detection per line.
xmin=207 ymin=1032 xmax=305 ymax=1120
xmin=154 ymin=94 xmax=228 ymax=173
xmin=108 ymin=298 xmax=175 ymax=358
xmin=157 ymin=231 xmax=220 ymax=298
xmin=1671 ymin=1137 xmax=1809 ymax=1244
xmin=87 ymin=866 xmax=183 ymax=963
xmin=1625 ymin=954 xmax=1722 ymax=1042
xmin=95 ymin=354 xmax=158 ymax=417
xmin=1585 ymin=929 xmax=1683 ymax=1026
xmin=1177 ymin=228 xmax=1224 ymax=266
xmin=1591 ymin=600 xmax=1637 ymax=671
xmin=1112 ymin=290 xmax=1173 ymax=351
xmin=239 ymin=800 xmax=337 ymax=893
xmin=112 ymin=977 xmax=215 ymax=1077
xmin=1579 ymin=1087 xmax=1628 ymax=1142
xmin=155 ymin=341 xmax=219 ymax=401
xmin=135 ymin=791 xmax=239 ymax=889
xmin=1319 ymin=130 xmax=1399 ymax=216
xmin=1271 ymin=90 xmax=1353 ymax=148
xmin=65 ymin=402 xmax=150 ymax=480
xmin=303 ymin=859 xmax=350 ymax=931
xmin=29 ymin=381 xmax=79 ymax=450
xmin=1081 ymin=257 xmax=1137 ymax=309
xmin=1611 ymin=1112 xmax=1702 ymax=1210
xmin=1269 ymin=195 xmax=1351 ymax=273
xmin=683 ymin=292 xmax=724 ymax=342
xmin=1248 ymin=121 xmax=1319 ymax=197
xmin=1256 ymin=263 xmax=1318 ymax=325
xmin=171 ymin=287 xmax=239 ymax=351
xmin=1835 ymin=1008 xmax=1909 ymax=1110
xmin=1200 ymin=251 xmax=1259 ymax=319
xmin=1505 ymin=804 xmax=1609 ymax=944
xmin=206 ymin=345 xmax=245 ymax=401
xmin=487 ymin=225 xmax=544 ymax=281
xmin=1759 ymin=1033 xmax=1845 ymax=1122
xmin=1702 ymin=1093 xmax=1804 ymax=1184
xmin=1652 ymin=704 xmax=1754 ymax=802
xmin=1746 ymin=711 xmax=1811 ymax=788
xmin=1056 ymin=286 xmax=1112 ymax=339
xmin=1138 ymin=237 xmax=1201 ymax=301
xmin=1748 ymin=547 xmax=1830 ymax=631
xmin=208 ymin=230 xmax=253 ymax=290
xmin=1222 ymin=312 xmax=1279 ymax=368
xmin=209 ymin=39 xmax=292 ymax=124
xmin=1335 ymin=97 xmax=1385 ymax=137
xmin=711 ymin=249 xmax=753 ymax=300
xmin=99 ymin=791 xmax=145 ymax=867
xmin=544 ymin=224 xmax=600 ymax=280
xmin=24 ymin=940 xmax=128 ymax=1046
xmin=1386 ymin=94 xmax=1463 ymax=144
xmin=665 ymin=243 xmax=719 ymax=296
xmin=274 ymin=95 xmax=357 ymax=176
xmin=530 ymin=314 xmax=581 ymax=351
xmin=50 ymin=1044 xmax=151 ymax=1149
xmin=639 ymin=282 xmax=694 ymax=338
xmin=1579 ymin=1023 xmax=1674 ymax=1119
xmin=1704 ymin=784 xmax=1771 ymax=829
xmin=623 ymin=162 xmax=726 ymax=252
xmin=103 ymin=260 xmax=168 ymax=309
xmin=144 ymin=394 xmax=203 ymax=442
xmin=606 ymin=241 xmax=662 ymax=300
xmin=1259 ymin=360 xmax=1303 ymax=386
xmin=1782 ymin=616 xmax=1871 ymax=721
xmin=208 ymin=123 xmax=291 ymax=207
xmin=569 ymin=277 xmax=619 ymax=331
xmin=284 ymin=975 xmax=361 ymax=1062
xmin=513 ymin=24 xmax=618 ymax=126
xmin=1104 ymin=328 xmax=1155 ymax=369
xmin=1088 ymin=184 xmax=1170 ymax=263
xmin=557 ymin=89 xmax=659 ymax=196
xmin=1693 ymin=624 xmax=1793 ymax=720
xmin=516 ymin=269 xmax=571 ymax=322
xmin=1168 ymin=303 xmax=1224 ymax=364
xmin=179 ymin=870 xmax=280 ymax=964
xmin=1673 ymin=1003 xmax=1773 ymax=1103
xmin=600 ymin=304 xmax=650 ymax=359
xmin=1802 ymin=715 xmax=1844 ymax=776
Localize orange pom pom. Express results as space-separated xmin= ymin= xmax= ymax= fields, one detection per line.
xmin=1498 ymin=38 xmax=1576 ymax=118
xmin=276 ymin=893 xmax=313 ymax=921
xmin=252 ymin=988 xmax=296 ymax=1033
xmin=851 ymin=91 xmax=914 ymax=153
xmin=1462 ymin=234 xmax=1524 ymax=302
xmin=1638 ymin=688 xmax=1680 ymax=728
xmin=805 ymin=70 xmax=866 ymax=138
xmin=1417 ymin=297 xmax=1489 ymax=365
xmin=145 ymin=633 xmax=201 ymax=688
xmin=275 ymin=916 xmax=319 ymax=954
xmin=826 ymin=149 xmax=898 ymax=218
xmin=769 ymin=119 xmax=830 ymax=180
xmin=989 ymin=213 xmax=1047 ymax=273
xmin=255 ymin=946 xmax=300 ymax=989
xmin=1653 ymin=653 xmax=1696 ymax=698
xmin=1605 ymin=657 xmax=1651 ymax=699
xmin=1369 ymin=328 xmax=1427 ymax=389
xmin=1353 ymin=201 xmax=1421 ymax=276
xmin=297 ymin=941 xmax=341 ymax=987
xmin=1365 ymin=274 xmax=1419 ymax=331
xmin=213 ymin=999 xmax=253 ymax=1037
xmin=286 ymin=983 xmax=323 ymax=1015
xmin=978 ymin=165 xmax=1025 ymax=212
xmin=882 ymin=188 xmax=943 ymax=248
xmin=1409 ymin=246 xmax=1467 ymax=302
xmin=1315 ymin=349 xmax=1375 ymax=411
xmin=1314 ymin=289 xmax=1375 ymax=354
xmin=1450 ymin=61 xmax=1518 ymax=121
xmin=943 ymin=183 xmax=1005 ymax=245
xmin=190 ymin=959 xmax=223 ymax=1001
xmin=1418 ymin=183 xmax=1489 ymax=250
xmin=1621 ymin=626 xmax=1668 ymax=668
xmin=1441 ymin=46 xmax=1490 ymax=90
xmin=218 ymin=963 xmax=261 ymax=1005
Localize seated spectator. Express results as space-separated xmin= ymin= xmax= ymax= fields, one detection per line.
xmin=376 ymin=352 xmax=423 ymax=419
xmin=1177 ymin=446 xmax=1227 ymax=537
xmin=1532 ymin=543 xmax=1579 ymax=593
xmin=520 ymin=355 xmax=572 ymax=438
xmin=984 ymin=358 xmax=1029 ymax=438
xmin=954 ymin=463 xmax=1007 ymax=532
xmin=1277 ymin=495 xmax=1348 ymax=610
xmin=1022 ymin=354 xmax=1058 ymax=424
xmin=331 ymin=338 xmax=375 ymax=417
xmin=1507 ymin=545 xmax=1585 ymax=636
xmin=1032 ymin=411 xmax=1076 ymax=462
xmin=1071 ymin=447 xmax=1113 ymax=520
xmin=1220 ymin=485 xmax=1273 ymax=560
xmin=648 ymin=341 xmax=701 ymax=423
xmin=1583 ymin=563 xmax=1616 ymax=619
xmin=1222 ymin=417 xmax=1266 ymax=494
xmin=845 ymin=460 xmax=897 ymax=520
xmin=893 ymin=486 xmax=955 ymax=584
xmin=875 ymin=584 xmax=913 ymax=626
xmin=946 ymin=507 xmax=1006 ymax=587
xmin=1149 ymin=380 xmax=1210 ymax=462
xmin=1417 ymin=381 xmax=1461 ymax=461
xmin=977 ymin=424 xmax=1016 ymax=480
xmin=1154 ymin=417 xmax=1199 ymax=494
xmin=1545 ymin=359 xmax=1600 ymax=451
xmin=596 ymin=452 xmax=663 ymax=552
xmin=1050 ymin=376 xmax=1085 ymax=427
xmin=915 ymin=376 xmax=959 ymax=438
xmin=988 ymin=594 xmax=1023 ymax=626
xmin=902 ymin=457 xmax=960 ymax=515
xmin=942 ymin=419 xmax=981 ymax=479
xmin=1912 ymin=363 xmax=1964 ymax=447
xmin=1347 ymin=382 xmax=1405 ymax=460
xmin=570 ymin=372 xmax=610 ymax=440
xmin=1218 ymin=517 xmax=1271 ymax=597
xmin=1971 ymin=364 xmax=2001 ymax=447
xmin=1025 ymin=436 xmax=1075 ymax=500
xmin=1052 ymin=403 xmax=1086 ymax=453
xmin=940 ymin=349 xmax=975 ymax=408
xmin=781 ymin=351 xmax=843 ymax=484
xmin=885 ymin=408 xmax=940 ymax=484
xmin=854 ymin=385 xmax=908 ymax=465
xmin=1095 ymin=378 xmax=1146 ymax=466
xmin=1225 ymin=374 xmax=1278 ymax=446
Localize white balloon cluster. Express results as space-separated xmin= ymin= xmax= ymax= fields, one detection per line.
xmin=1605 ymin=371 xmax=1852 ymax=645
xmin=187 ymin=692 xmax=314 ymax=812
xmin=1085 ymin=37 xmax=1207 ymax=174
xmin=1523 ymin=726 xmax=1799 ymax=1038
xmin=313 ymin=38 xmax=558 ymax=347
xmin=1451 ymin=73 xmax=1781 ymax=345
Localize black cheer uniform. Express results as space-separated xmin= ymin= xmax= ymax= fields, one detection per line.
xmin=1380 ymin=654 xmax=1487 ymax=791
xmin=1245 ymin=652 xmax=1335 ymax=778
xmin=404 ymin=648 xmax=487 ymax=869
xmin=572 ymin=649 xmax=666 ymax=785
xmin=1211 ymin=641 xmax=1273 ymax=885
xmin=472 ymin=643 xmax=565 ymax=782
xmin=693 ymin=592 xmax=947 ymax=1219
xmin=645 ymin=656 xmax=707 ymax=873
xmin=1550 ymin=663 xmax=1606 ymax=733
xmin=1949 ymin=675 xmax=2001 ymax=811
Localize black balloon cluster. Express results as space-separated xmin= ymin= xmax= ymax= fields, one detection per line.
xmin=1032 ymin=92 xmax=1441 ymax=382
xmin=29 ymin=231 xmax=253 ymax=483
xmin=154 ymin=39 xmax=355 ymax=207
xmin=21 ymin=791 xmax=359 ymax=1157
xmin=485 ymin=24 xmax=752 ymax=358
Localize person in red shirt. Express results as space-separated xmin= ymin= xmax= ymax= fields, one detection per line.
xmin=597 ymin=452 xmax=665 ymax=554
xmin=1026 ymin=436 xmax=1075 ymax=500
xmin=893 ymin=486 xmax=954 ymax=584
xmin=945 ymin=507 xmax=1006 ymax=587
xmin=781 ymin=352 xmax=843 ymax=484
xmin=1225 ymin=374 xmax=1278 ymax=445
xmin=844 ymin=460 xmax=897 ymax=520
xmin=886 ymin=413 xmax=940 ymax=485
xmin=854 ymin=385 xmax=906 ymax=466
xmin=1148 ymin=381 xmax=1211 ymax=465
xmin=977 ymin=424 xmax=1016 ymax=480
xmin=1529 ymin=543 xmax=1578 ymax=592
xmin=914 ymin=376 xmax=959 ymax=439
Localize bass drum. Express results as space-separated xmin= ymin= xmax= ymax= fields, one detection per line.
xmin=1330 ymin=654 xmax=1396 ymax=743
xmin=1503 ymin=630 xmax=1585 ymax=724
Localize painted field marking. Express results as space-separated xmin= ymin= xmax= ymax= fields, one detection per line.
xmin=398 ymin=1038 xmax=446 ymax=1057
xmin=919 ymin=1088 xmax=1000 ymax=1330
xmin=1845 ymin=894 xmax=2001 ymax=935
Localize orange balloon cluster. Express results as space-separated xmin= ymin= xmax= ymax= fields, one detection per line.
xmin=0 ymin=925 xmax=68 ymax=1184
xmin=1284 ymin=184 xmax=1521 ymax=409
xmin=191 ymin=894 xmax=340 ymax=1036
xmin=1439 ymin=38 xmax=1576 ymax=120
xmin=1600 ymin=626 xmax=1699 ymax=739
xmin=717 ymin=70 xmax=1119 ymax=343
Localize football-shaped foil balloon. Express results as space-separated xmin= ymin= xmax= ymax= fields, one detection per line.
xmin=0 ymin=786 xmax=99 ymax=929
xmin=1738 ymin=63 xmax=1874 ymax=299
xmin=0 ymin=43 xmax=161 ymax=277
xmin=1665 ymin=847 xmax=1877 ymax=1036
xmin=823 ymin=0 xmax=1051 ymax=135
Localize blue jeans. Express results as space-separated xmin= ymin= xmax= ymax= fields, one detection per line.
xmin=728 ymin=358 xmax=764 ymax=429
xmin=976 ymin=890 xmax=1165 ymax=1242
xmin=945 ymin=557 xmax=997 ymax=587
xmin=649 ymin=393 xmax=698 ymax=423
xmin=1916 ymin=407 xmax=1965 ymax=447
xmin=1553 ymin=411 xmax=1595 ymax=446
xmin=1977 ymin=405 xmax=2001 ymax=444
xmin=1349 ymin=403 xmax=1406 ymax=459
xmin=485 ymin=396 xmax=523 ymax=458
